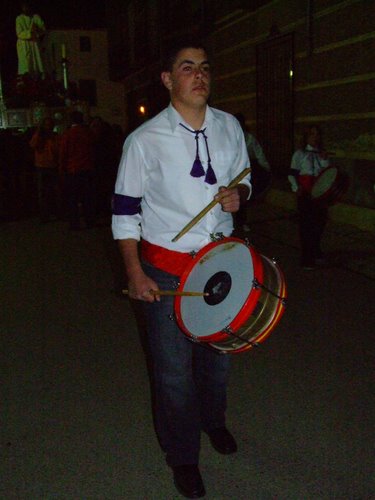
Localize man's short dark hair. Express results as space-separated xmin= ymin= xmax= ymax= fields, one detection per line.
xmin=161 ymin=37 xmax=209 ymax=72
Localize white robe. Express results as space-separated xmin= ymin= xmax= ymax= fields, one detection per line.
xmin=16 ymin=13 xmax=46 ymax=75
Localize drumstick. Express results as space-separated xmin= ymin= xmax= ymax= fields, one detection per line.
xmin=122 ymin=289 xmax=209 ymax=297
xmin=172 ymin=167 xmax=251 ymax=242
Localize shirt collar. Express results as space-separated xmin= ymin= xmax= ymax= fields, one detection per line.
xmin=167 ymin=103 xmax=214 ymax=132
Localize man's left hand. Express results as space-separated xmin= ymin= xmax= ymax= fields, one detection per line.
xmin=214 ymin=186 xmax=241 ymax=213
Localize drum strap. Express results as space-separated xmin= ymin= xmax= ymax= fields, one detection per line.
xmin=141 ymin=240 xmax=194 ymax=277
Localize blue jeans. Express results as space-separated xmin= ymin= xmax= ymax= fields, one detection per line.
xmin=142 ymin=262 xmax=231 ymax=467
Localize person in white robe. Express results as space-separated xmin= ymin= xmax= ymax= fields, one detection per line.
xmin=16 ymin=2 xmax=46 ymax=76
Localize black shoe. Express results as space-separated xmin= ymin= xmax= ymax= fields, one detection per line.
xmin=172 ymin=465 xmax=206 ymax=498
xmin=206 ymin=427 xmax=237 ymax=455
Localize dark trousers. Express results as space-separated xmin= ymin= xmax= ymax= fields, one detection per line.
xmin=36 ymin=168 xmax=59 ymax=221
xmin=297 ymin=194 xmax=328 ymax=265
xmin=64 ymin=171 xmax=95 ymax=229
xmin=142 ymin=262 xmax=231 ymax=467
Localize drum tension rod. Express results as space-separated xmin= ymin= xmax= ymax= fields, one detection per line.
xmin=253 ymin=278 xmax=287 ymax=305
xmin=223 ymin=327 xmax=260 ymax=348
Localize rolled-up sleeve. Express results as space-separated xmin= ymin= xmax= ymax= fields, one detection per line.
xmin=112 ymin=134 xmax=147 ymax=240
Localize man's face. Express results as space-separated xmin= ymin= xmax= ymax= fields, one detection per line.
xmin=161 ymin=48 xmax=211 ymax=110
xmin=307 ymin=127 xmax=320 ymax=148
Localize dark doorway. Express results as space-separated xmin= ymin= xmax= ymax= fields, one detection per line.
xmin=256 ymin=33 xmax=294 ymax=176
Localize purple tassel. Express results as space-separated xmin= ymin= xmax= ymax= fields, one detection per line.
xmin=179 ymin=123 xmax=217 ymax=184
xmin=205 ymin=163 xmax=217 ymax=185
xmin=190 ymin=158 xmax=205 ymax=178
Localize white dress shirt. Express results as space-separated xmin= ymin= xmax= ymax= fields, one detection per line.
xmin=112 ymin=104 xmax=251 ymax=253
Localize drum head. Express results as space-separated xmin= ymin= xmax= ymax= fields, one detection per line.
xmin=311 ymin=166 xmax=338 ymax=199
xmin=175 ymin=238 xmax=263 ymax=341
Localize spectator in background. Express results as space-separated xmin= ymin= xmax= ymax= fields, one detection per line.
xmin=0 ymin=129 xmax=13 ymax=221
xmin=0 ymin=129 xmax=34 ymax=220
xmin=288 ymin=124 xmax=330 ymax=270
xmin=29 ymin=117 xmax=60 ymax=222
xmin=234 ymin=112 xmax=271 ymax=232
xmin=90 ymin=116 xmax=118 ymax=223
xmin=59 ymin=111 xmax=95 ymax=230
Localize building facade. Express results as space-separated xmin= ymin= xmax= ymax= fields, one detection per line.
xmin=105 ymin=0 xmax=375 ymax=210
xmin=44 ymin=28 xmax=127 ymax=129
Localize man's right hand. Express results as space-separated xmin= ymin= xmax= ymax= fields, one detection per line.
xmin=127 ymin=271 xmax=160 ymax=302
xmin=118 ymin=239 xmax=160 ymax=302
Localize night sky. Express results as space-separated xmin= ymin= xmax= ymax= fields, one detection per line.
xmin=1 ymin=0 xmax=106 ymax=75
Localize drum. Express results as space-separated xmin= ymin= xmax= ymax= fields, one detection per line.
xmin=174 ymin=237 xmax=287 ymax=354
xmin=311 ymin=166 xmax=348 ymax=205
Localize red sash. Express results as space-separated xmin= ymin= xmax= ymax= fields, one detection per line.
xmin=141 ymin=240 xmax=194 ymax=277
xmin=298 ymin=175 xmax=315 ymax=193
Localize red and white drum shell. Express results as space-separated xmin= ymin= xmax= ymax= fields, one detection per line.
xmin=311 ymin=166 xmax=348 ymax=206
xmin=174 ymin=237 xmax=287 ymax=354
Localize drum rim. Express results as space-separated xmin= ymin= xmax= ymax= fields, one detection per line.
xmin=232 ymin=270 xmax=287 ymax=353
xmin=311 ymin=166 xmax=337 ymax=195
xmin=208 ymin=256 xmax=287 ymax=354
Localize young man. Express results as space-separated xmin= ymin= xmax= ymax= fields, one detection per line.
xmin=112 ymin=40 xmax=251 ymax=498
xmin=288 ymin=125 xmax=330 ymax=269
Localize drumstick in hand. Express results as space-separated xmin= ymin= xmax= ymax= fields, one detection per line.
xmin=122 ymin=289 xmax=209 ymax=297
xmin=172 ymin=167 xmax=251 ymax=242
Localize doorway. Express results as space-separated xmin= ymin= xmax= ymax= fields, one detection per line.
xmin=256 ymin=33 xmax=294 ymax=176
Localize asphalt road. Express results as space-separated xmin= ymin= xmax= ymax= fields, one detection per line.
xmin=1 ymin=208 xmax=374 ymax=499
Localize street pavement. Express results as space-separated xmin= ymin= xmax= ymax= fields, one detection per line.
xmin=1 ymin=203 xmax=374 ymax=499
